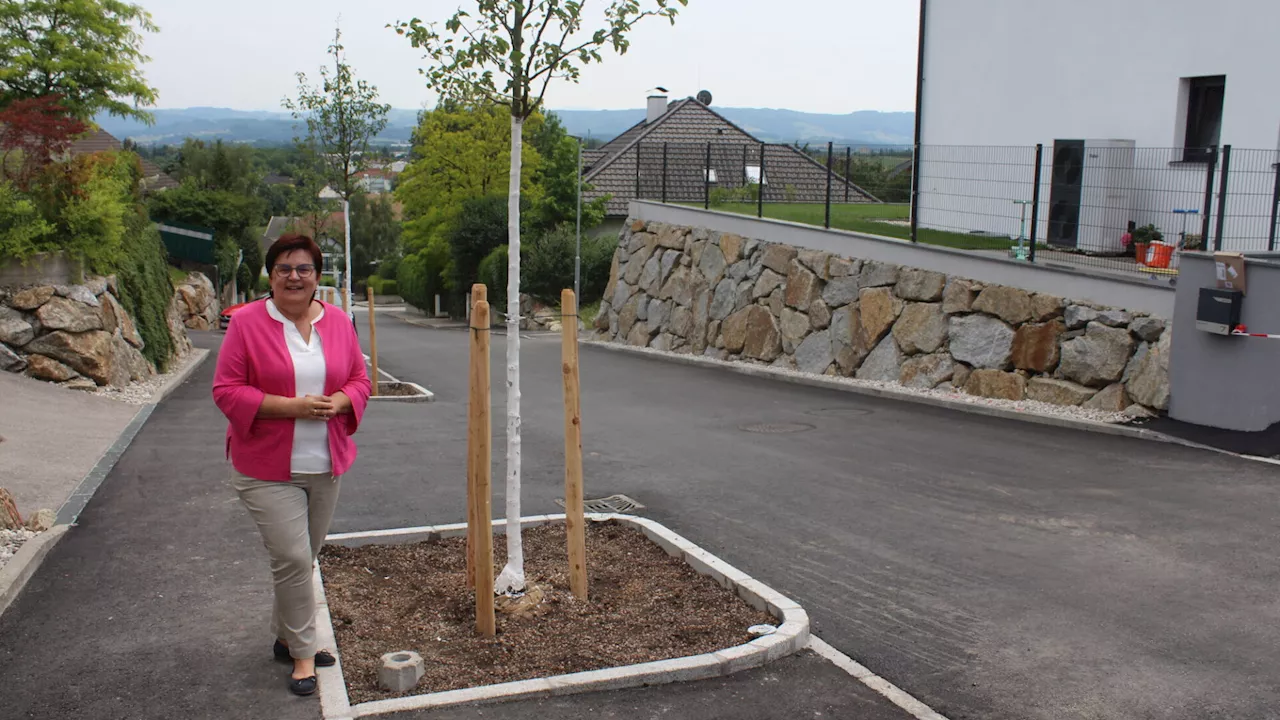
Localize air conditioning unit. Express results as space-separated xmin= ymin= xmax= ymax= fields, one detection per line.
xmin=1047 ymin=139 xmax=1135 ymax=253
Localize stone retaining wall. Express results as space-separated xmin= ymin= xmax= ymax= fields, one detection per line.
xmin=0 ymin=276 xmax=189 ymax=391
xmin=594 ymin=219 xmax=1171 ymax=415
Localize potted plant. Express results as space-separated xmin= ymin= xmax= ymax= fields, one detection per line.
xmin=1129 ymin=224 xmax=1163 ymax=264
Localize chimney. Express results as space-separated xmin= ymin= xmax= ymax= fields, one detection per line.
xmin=646 ymin=91 xmax=668 ymax=124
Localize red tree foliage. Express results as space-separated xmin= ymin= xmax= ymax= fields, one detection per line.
xmin=0 ymin=95 xmax=90 ymax=189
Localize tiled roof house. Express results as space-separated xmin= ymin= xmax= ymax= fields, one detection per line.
xmin=583 ymin=93 xmax=878 ymax=216
xmin=69 ymin=129 xmax=180 ymax=192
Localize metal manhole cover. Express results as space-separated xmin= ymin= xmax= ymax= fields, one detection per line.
xmin=740 ymin=422 xmax=816 ymax=434
xmin=556 ymin=494 xmax=645 ymax=513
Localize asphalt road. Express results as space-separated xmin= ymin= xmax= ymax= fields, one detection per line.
xmin=3 ymin=313 xmax=1279 ymax=720
xmin=352 ymin=309 xmax=1280 ymax=720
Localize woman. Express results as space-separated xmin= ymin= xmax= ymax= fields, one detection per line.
xmin=213 ymin=234 xmax=371 ymax=696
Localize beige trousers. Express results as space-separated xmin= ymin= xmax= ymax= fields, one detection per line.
xmin=233 ymin=472 xmax=342 ymax=659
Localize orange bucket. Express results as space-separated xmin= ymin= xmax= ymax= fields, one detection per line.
xmin=1144 ymin=242 xmax=1174 ymax=269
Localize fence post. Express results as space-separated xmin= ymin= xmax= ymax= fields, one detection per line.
xmin=1200 ymin=147 xmax=1218 ymax=244
xmin=844 ymin=146 xmax=852 ymax=203
xmin=634 ymin=143 xmax=641 ymax=200
xmin=661 ymin=142 xmax=668 ymax=204
xmin=824 ymin=141 xmax=834 ymax=229
xmin=1214 ymin=144 xmax=1232 ymax=251
xmin=1028 ymin=144 xmax=1043 ymax=264
xmin=757 ymin=142 xmax=766 ymax=219
xmin=909 ymin=143 xmax=919 ymax=243
xmin=704 ymin=143 xmax=712 ymax=210
xmin=1269 ymin=158 xmax=1280 ymax=252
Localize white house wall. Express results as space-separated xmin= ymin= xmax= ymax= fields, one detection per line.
xmin=918 ymin=0 xmax=1280 ymax=252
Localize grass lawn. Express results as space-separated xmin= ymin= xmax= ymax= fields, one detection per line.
xmin=695 ymin=202 xmax=1014 ymax=251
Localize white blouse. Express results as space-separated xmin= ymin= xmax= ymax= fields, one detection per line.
xmin=266 ymin=299 xmax=332 ymax=475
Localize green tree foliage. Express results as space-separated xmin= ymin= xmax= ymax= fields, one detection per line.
xmin=448 ymin=193 xmax=533 ymax=292
xmin=148 ymin=182 xmax=265 ymax=290
xmin=395 ymin=102 xmax=541 ymax=255
xmin=0 ymin=0 xmax=159 ymax=122
xmin=348 ymin=192 xmax=401 ymax=279
xmin=284 ymin=24 xmax=390 ymax=201
xmin=527 ymin=113 xmax=605 ymax=232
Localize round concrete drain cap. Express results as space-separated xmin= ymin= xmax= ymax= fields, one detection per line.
xmin=739 ymin=422 xmax=815 ymax=434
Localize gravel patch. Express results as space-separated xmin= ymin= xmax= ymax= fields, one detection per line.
xmin=587 ymin=340 xmax=1129 ymax=425
xmin=0 ymin=528 xmax=38 ymax=572
xmin=92 ymin=350 xmax=200 ymax=405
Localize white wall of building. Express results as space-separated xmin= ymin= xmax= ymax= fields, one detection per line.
xmin=917 ymin=0 xmax=1280 ymax=252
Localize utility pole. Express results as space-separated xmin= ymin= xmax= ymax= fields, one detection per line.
xmin=574 ymin=137 xmax=583 ymax=314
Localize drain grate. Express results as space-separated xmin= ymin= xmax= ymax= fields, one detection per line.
xmin=739 ymin=422 xmax=816 ymax=434
xmin=557 ymin=494 xmax=645 ymax=513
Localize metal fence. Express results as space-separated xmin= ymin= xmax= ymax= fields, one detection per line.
xmin=612 ymin=139 xmax=1280 ymax=278
xmin=915 ymin=143 xmax=1280 ymax=277
xmin=609 ymin=141 xmax=908 ymax=220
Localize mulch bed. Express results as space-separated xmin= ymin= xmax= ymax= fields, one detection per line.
xmin=375 ymin=382 xmax=424 ymax=397
xmin=319 ymin=521 xmax=774 ymax=703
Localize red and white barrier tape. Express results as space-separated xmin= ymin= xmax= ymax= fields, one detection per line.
xmin=1232 ymin=326 xmax=1280 ymax=339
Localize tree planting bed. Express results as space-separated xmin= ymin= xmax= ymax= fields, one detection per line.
xmin=315 ymin=515 xmax=810 ymax=716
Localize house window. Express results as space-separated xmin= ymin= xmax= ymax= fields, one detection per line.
xmin=1181 ymin=75 xmax=1225 ymax=163
xmin=744 ymin=165 xmax=768 ymax=185
xmin=704 ymin=168 xmax=717 ymax=182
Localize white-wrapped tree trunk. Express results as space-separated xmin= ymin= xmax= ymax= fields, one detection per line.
xmin=494 ymin=114 xmax=526 ymax=595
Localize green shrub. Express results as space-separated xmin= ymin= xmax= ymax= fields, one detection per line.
xmin=397 ymin=234 xmax=451 ymax=313
xmin=521 ymin=224 xmax=616 ymax=304
xmin=477 ymin=244 xmax=508 ymax=307
xmin=113 ymin=211 xmax=175 ymax=370
xmin=378 ymin=279 xmax=398 ymax=296
xmin=0 ymin=181 xmax=55 ymax=256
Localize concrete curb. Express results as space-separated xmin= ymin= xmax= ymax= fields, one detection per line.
xmin=367 ymin=381 xmax=434 ymax=404
xmin=0 ymin=524 xmax=68 ymax=619
xmin=316 ymin=514 xmax=809 ymax=719
xmin=0 ymin=349 xmax=211 ymax=620
xmin=582 ymin=339 xmax=1177 ymax=446
xmin=154 ymin=348 xmax=210 ymax=404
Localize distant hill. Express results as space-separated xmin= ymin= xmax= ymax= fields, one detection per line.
xmin=96 ymin=106 xmax=913 ymax=148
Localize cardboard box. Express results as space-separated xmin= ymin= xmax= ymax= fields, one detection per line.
xmin=1214 ymin=252 xmax=1247 ymax=295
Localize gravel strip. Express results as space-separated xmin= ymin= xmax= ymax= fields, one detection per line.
xmin=587 ymin=340 xmax=1129 ymax=425
xmin=92 ymin=350 xmax=200 ymax=405
xmin=0 ymin=528 xmax=38 ymax=572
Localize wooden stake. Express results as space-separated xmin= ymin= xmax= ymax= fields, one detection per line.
xmin=469 ymin=299 xmax=495 ymax=637
xmin=366 ymin=287 xmax=379 ymax=397
xmin=465 ymin=284 xmax=487 ymax=593
xmin=561 ymin=289 xmax=587 ymax=601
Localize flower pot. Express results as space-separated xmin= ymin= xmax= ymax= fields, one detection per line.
xmin=1134 ymin=242 xmax=1149 ymax=264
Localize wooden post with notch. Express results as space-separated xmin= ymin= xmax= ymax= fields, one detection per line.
xmin=366 ymin=287 xmax=379 ymax=397
xmin=466 ymin=284 xmax=487 ymax=592
xmin=561 ymin=289 xmax=587 ymax=600
xmin=469 ymin=298 xmax=495 ymax=636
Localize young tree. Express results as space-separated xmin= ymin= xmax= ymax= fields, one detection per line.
xmin=0 ymin=0 xmax=159 ymax=122
xmin=284 ymin=23 xmax=391 ymax=312
xmin=396 ymin=0 xmax=688 ymax=594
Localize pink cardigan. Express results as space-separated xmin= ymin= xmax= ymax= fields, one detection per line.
xmin=212 ymin=299 xmax=371 ymax=481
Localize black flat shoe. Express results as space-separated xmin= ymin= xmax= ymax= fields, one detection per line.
xmin=274 ymin=639 xmax=336 ymax=667
xmin=289 ymin=675 xmax=317 ymax=696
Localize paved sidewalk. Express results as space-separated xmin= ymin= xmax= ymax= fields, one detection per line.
xmin=0 ymin=371 xmax=138 ymax=515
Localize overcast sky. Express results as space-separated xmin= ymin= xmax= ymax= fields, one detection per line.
xmin=137 ymin=0 xmax=918 ymax=114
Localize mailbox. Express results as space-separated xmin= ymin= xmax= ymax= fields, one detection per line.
xmin=1196 ymin=288 xmax=1243 ymax=335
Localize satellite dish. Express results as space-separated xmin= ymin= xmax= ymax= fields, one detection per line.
xmin=696 ymin=90 xmax=713 ymax=106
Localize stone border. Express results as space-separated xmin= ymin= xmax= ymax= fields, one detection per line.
xmin=314 ymin=513 xmax=810 ymax=720
xmin=0 ymin=349 xmax=210 ymax=620
xmin=584 ymin=339 xmax=1171 ymax=444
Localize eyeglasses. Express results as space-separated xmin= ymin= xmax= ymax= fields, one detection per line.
xmin=272 ymin=264 xmax=316 ymax=279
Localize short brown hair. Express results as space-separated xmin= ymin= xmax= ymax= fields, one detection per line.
xmin=266 ymin=234 xmax=324 ymax=274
